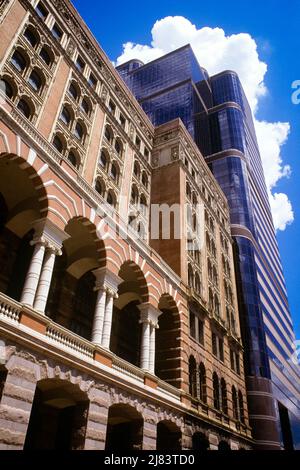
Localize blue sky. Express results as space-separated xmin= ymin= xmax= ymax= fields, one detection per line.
xmin=72 ymin=0 xmax=300 ymax=339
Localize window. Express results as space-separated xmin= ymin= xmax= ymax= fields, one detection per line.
xmin=0 ymin=78 xmax=14 ymax=99
xmin=76 ymin=56 xmax=85 ymax=72
xmin=219 ymin=337 xmax=224 ymax=362
xmin=40 ymin=46 xmax=52 ymax=66
xmin=133 ymin=161 xmax=140 ymax=177
xmin=53 ymin=135 xmax=63 ymax=153
xmin=99 ymin=150 xmax=108 ymax=169
xmin=95 ymin=179 xmax=105 ymax=197
xmin=199 ymin=363 xmax=207 ymax=403
xmin=213 ymin=373 xmax=220 ymax=410
xmin=28 ymin=70 xmax=43 ymax=93
xmin=230 ymin=350 xmax=240 ymax=375
xmin=88 ymin=73 xmax=97 ymax=88
xmin=212 ymin=333 xmax=217 ymax=356
xmin=109 ymin=99 xmax=116 ymax=114
xmin=221 ymin=379 xmax=228 ymax=414
xmin=190 ymin=311 xmax=196 ymax=339
xmin=189 ymin=356 xmax=197 ymax=398
xmin=142 ymin=172 xmax=148 ymax=188
xmin=195 ymin=272 xmax=201 ymax=294
xmin=52 ymin=23 xmax=63 ymax=42
xmin=212 ymin=333 xmax=224 ymax=362
xmin=107 ymin=191 xmax=115 ymax=207
xmin=135 ymin=135 xmax=141 ymax=149
xmin=198 ymin=319 xmax=204 ymax=345
xmin=68 ymin=151 xmax=79 ymax=168
xmin=104 ymin=126 xmax=113 ymax=143
xmin=81 ymin=98 xmax=90 ymax=115
xmin=35 ymin=2 xmax=48 ymax=20
xmin=59 ymin=106 xmax=71 ymax=126
xmin=23 ymin=27 xmax=39 ymax=48
xmin=68 ymin=83 xmax=79 ymax=101
xmin=74 ymin=122 xmax=84 ymax=141
xmin=115 ymin=139 xmax=122 ymax=155
xmin=0 ymin=367 xmax=8 ymax=402
xmin=232 ymin=386 xmax=239 ymax=421
xmin=17 ymin=98 xmax=31 ymax=119
xmin=120 ymin=114 xmax=126 ymax=128
xmin=130 ymin=186 xmax=138 ymax=205
xmin=10 ymin=50 xmax=26 ymax=73
xmin=110 ymin=162 xmax=118 ymax=181
xmin=140 ymin=195 xmax=147 ymax=215
xmin=238 ymin=391 xmax=245 ymax=423
xmin=144 ymin=148 xmax=149 ymax=159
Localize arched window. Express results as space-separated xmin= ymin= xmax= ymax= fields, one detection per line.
xmin=133 ymin=161 xmax=140 ymax=178
xmin=59 ymin=105 xmax=72 ymax=126
xmin=53 ymin=134 xmax=64 ymax=154
xmin=214 ymin=295 xmax=220 ymax=316
xmin=186 ymin=182 xmax=191 ymax=199
xmin=238 ymin=391 xmax=245 ymax=423
xmin=23 ymin=26 xmax=39 ymax=48
xmin=68 ymin=82 xmax=79 ymax=101
xmin=208 ymin=289 xmax=214 ymax=311
xmin=138 ymin=222 xmax=146 ymax=239
xmin=0 ymin=78 xmax=15 ymax=100
xmin=189 ymin=356 xmax=197 ymax=398
xmin=81 ymin=97 xmax=91 ymax=115
xmin=188 ymin=265 xmax=194 ymax=289
xmin=28 ymin=69 xmax=44 ymax=93
xmin=140 ymin=194 xmax=147 ymax=215
xmin=107 ymin=190 xmax=116 ymax=207
xmin=110 ymin=162 xmax=119 ymax=182
xmin=232 ymin=386 xmax=239 ymax=421
xmin=17 ymin=97 xmax=32 ymax=119
xmin=230 ymin=312 xmax=236 ymax=334
xmin=95 ymin=179 xmax=105 ymax=197
xmin=195 ymin=272 xmax=201 ymax=295
xmin=115 ymin=138 xmax=123 ymax=155
xmin=68 ymin=150 xmax=79 ymax=169
xmin=221 ymin=378 xmax=228 ymax=414
xmin=199 ymin=363 xmax=207 ymax=403
xmin=213 ymin=373 xmax=220 ymax=410
xmin=104 ymin=125 xmax=113 ymax=143
xmin=39 ymin=46 xmax=53 ymax=66
xmin=141 ymin=172 xmax=148 ymax=188
xmin=10 ymin=50 xmax=27 ymax=73
xmin=74 ymin=122 xmax=85 ymax=142
xmin=130 ymin=185 xmax=139 ymax=206
xmin=213 ymin=266 xmax=218 ymax=284
xmin=99 ymin=150 xmax=108 ymax=170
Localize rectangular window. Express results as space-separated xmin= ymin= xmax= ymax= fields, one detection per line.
xmin=88 ymin=73 xmax=97 ymax=88
xmin=120 ymin=114 xmax=126 ymax=128
xmin=144 ymin=148 xmax=149 ymax=158
xmin=219 ymin=338 xmax=224 ymax=362
xmin=236 ymin=353 xmax=240 ymax=375
xmin=198 ymin=319 xmax=204 ymax=345
xmin=212 ymin=332 xmax=217 ymax=356
xmin=51 ymin=23 xmax=63 ymax=41
xmin=109 ymin=100 xmax=116 ymax=114
xmin=190 ymin=311 xmax=196 ymax=339
xmin=76 ymin=56 xmax=85 ymax=72
xmin=35 ymin=2 xmax=48 ymax=20
xmin=230 ymin=349 xmax=235 ymax=370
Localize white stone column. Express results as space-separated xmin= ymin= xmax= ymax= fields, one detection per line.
xmin=101 ymin=290 xmax=115 ymax=349
xmin=149 ymin=323 xmax=157 ymax=374
xmin=33 ymin=246 xmax=59 ymax=313
xmin=140 ymin=320 xmax=150 ymax=370
xmin=138 ymin=303 xmax=162 ymax=374
xmin=21 ymin=240 xmax=46 ymax=307
xmin=91 ymin=287 xmax=107 ymax=345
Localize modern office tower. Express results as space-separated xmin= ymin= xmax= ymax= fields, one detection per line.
xmin=117 ymin=45 xmax=300 ymax=449
xmin=0 ymin=0 xmax=252 ymax=450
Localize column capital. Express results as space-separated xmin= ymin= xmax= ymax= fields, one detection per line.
xmin=138 ymin=303 xmax=162 ymax=328
xmin=31 ymin=218 xmax=69 ymax=254
xmin=92 ymin=267 xmax=122 ymax=297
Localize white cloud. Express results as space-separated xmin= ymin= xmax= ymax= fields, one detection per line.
xmin=116 ymin=16 xmax=294 ymax=231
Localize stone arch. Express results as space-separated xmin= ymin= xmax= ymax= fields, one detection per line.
xmin=45 ymin=216 xmax=106 ymax=340
xmin=157 ymin=420 xmax=182 ymax=451
xmin=155 ymin=294 xmax=181 ymax=388
xmin=0 ymin=150 xmax=49 ymax=301
xmin=109 ymin=260 xmax=149 ymax=366
xmin=105 ymin=403 xmax=144 ymax=451
xmin=192 ymin=431 xmax=210 ymax=451
xmin=24 ymin=378 xmax=89 ymax=450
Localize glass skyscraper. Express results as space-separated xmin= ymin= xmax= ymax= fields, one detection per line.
xmin=117 ymin=45 xmax=300 ymax=449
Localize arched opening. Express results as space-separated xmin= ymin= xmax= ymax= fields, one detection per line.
xmin=24 ymin=379 xmax=89 ymax=450
xmin=28 ymin=68 xmax=45 ymax=94
xmin=110 ymin=161 xmax=119 ymax=183
xmin=199 ymin=363 xmax=207 ymax=403
xmin=218 ymin=440 xmax=231 ymax=451
xmin=157 ymin=421 xmax=181 ymax=451
xmin=189 ymin=356 xmax=197 ymax=398
xmin=130 ymin=184 xmax=139 ymax=206
xmin=74 ymin=121 xmax=86 ymax=143
xmin=110 ymin=262 xmax=147 ymax=366
xmin=23 ymin=25 xmax=40 ymax=49
xmin=104 ymin=125 xmax=113 ymax=143
xmin=59 ymin=104 xmax=73 ymax=127
xmin=105 ymin=404 xmax=143 ymax=451
xmin=95 ymin=178 xmax=106 ymax=198
xmin=0 ymin=154 xmax=46 ymax=302
xmin=68 ymin=81 xmax=80 ymax=102
xmin=67 ymin=149 xmax=80 ymax=169
xmin=192 ymin=432 xmax=209 ymax=451
xmin=53 ymin=133 xmax=66 ymax=154
xmin=141 ymin=172 xmax=148 ymax=189
xmin=221 ymin=378 xmax=228 ymax=414
xmin=107 ymin=190 xmax=116 ymax=207
xmin=39 ymin=45 xmax=54 ymax=67
xmin=0 ymin=76 xmax=17 ymax=101
xmin=114 ymin=138 xmax=123 ymax=156
xmin=81 ymin=96 xmax=91 ymax=116
xmin=10 ymin=48 xmax=29 ymax=74
xmin=155 ymin=294 xmax=181 ymax=388
xmin=133 ymin=161 xmax=140 ymax=178
xmin=17 ymin=96 xmax=34 ymax=120
xmin=46 ymin=218 xmax=104 ymax=340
